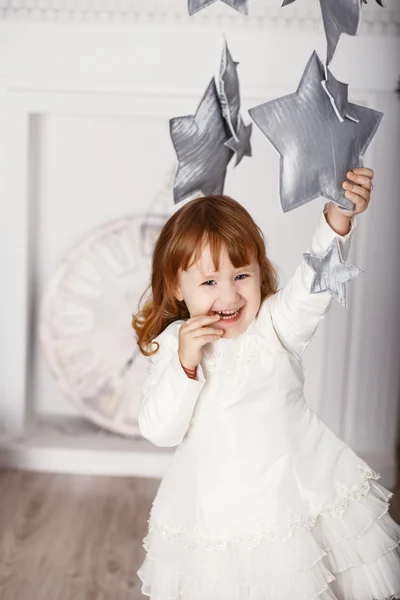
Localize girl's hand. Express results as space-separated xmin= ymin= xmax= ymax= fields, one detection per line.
xmin=178 ymin=314 xmax=224 ymax=371
xmin=326 ymin=167 xmax=374 ymax=235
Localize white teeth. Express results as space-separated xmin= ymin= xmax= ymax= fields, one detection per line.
xmin=214 ymin=308 xmax=241 ymax=319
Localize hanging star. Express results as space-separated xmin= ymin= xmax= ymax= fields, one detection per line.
xmin=170 ymin=78 xmax=233 ymax=204
xmin=248 ymin=51 xmax=383 ymax=213
xmin=319 ymin=0 xmax=361 ymax=65
xmin=282 ymin=0 xmax=384 ymax=65
xmin=225 ymin=116 xmax=252 ymax=166
xmin=219 ymin=40 xmax=252 ymax=166
xmin=188 ymin=0 xmax=248 ymax=16
xmin=303 ymin=237 xmax=363 ymax=308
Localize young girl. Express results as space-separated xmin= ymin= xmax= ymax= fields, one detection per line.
xmin=132 ymin=167 xmax=400 ymax=600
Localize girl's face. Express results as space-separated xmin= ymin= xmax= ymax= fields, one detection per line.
xmin=174 ymin=244 xmax=261 ymax=339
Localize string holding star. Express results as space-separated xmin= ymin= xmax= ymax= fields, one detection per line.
xmin=303 ymin=238 xmax=363 ymax=308
xmin=249 ymin=51 xmax=383 ymax=213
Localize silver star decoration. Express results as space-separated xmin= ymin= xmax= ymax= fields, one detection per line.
xmin=219 ymin=40 xmax=252 ymax=166
xmin=248 ymin=51 xmax=383 ymax=213
xmin=188 ymin=0 xmax=248 ymax=15
xmin=225 ymin=116 xmax=252 ymax=166
xmin=319 ymin=0 xmax=361 ymax=65
xmin=170 ymin=78 xmax=233 ymax=204
xmin=282 ymin=0 xmax=384 ymax=65
xmin=303 ymin=237 xmax=363 ymax=308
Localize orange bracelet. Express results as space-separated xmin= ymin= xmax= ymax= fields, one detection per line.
xmin=185 ymin=371 xmax=197 ymax=380
xmin=179 ymin=359 xmax=197 ymax=379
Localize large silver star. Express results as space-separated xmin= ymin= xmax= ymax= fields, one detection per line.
xmin=282 ymin=0 xmax=384 ymax=65
xmin=303 ymin=238 xmax=363 ymax=308
xmin=170 ymin=78 xmax=233 ymax=204
xmin=219 ymin=40 xmax=252 ymax=166
xmin=248 ymin=51 xmax=383 ymax=213
xmin=188 ymin=0 xmax=248 ymax=15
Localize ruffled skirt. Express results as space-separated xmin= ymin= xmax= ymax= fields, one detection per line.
xmin=137 ymin=477 xmax=400 ymax=600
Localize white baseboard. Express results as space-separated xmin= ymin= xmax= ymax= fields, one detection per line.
xmin=0 ymin=416 xmax=173 ymax=478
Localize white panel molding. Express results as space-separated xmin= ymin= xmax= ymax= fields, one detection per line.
xmin=0 ymin=0 xmax=399 ymax=34
xmin=0 ymin=82 xmax=184 ymax=473
xmin=1 ymin=105 xmax=31 ymax=436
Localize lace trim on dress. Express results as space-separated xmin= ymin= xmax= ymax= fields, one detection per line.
xmin=143 ymin=464 xmax=382 ymax=553
xmin=201 ymin=331 xmax=284 ymax=380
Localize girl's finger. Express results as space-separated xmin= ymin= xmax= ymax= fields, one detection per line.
xmin=343 ymin=194 xmax=368 ymax=213
xmin=343 ymin=182 xmax=370 ymax=202
xmin=197 ymin=334 xmax=225 ymax=344
xmin=346 ymin=172 xmax=373 ymax=190
xmin=191 ymin=327 xmax=224 ymax=338
xmin=351 ymin=167 xmax=374 ymax=179
xmin=183 ymin=314 xmax=220 ymax=330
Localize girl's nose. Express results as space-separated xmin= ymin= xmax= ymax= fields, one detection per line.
xmin=219 ymin=284 xmax=241 ymax=304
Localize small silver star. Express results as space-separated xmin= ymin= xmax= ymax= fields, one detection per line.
xmin=319 ymin=0 xmax=360 ymax=65
xmin=282 ymin=0 xmax=383 ymax=65
xmin=188 ymin=0 xmax=248 ymax=15
xmin=225 ymin=117 xmax=252 ymax=166
xmin=219 ymin=41 xmax=252 ymax=166
xmin=303 ymin=238 xmax=363 ymax=308
xmin=219 ymin=41 xmax=240 ymax=138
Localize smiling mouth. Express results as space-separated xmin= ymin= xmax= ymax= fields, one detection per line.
xmin=211 ymin=307 xmax=243 ymax=318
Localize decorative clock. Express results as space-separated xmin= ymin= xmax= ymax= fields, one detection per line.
xmin=40 ymin=214 xmax=167 ymax=436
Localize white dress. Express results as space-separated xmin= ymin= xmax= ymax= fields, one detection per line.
xmin=137 ymin=210 xmax=400 ymax=600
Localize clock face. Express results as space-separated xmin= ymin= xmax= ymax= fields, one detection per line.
xmin=40 ymin=214 xmax=167 ymax=436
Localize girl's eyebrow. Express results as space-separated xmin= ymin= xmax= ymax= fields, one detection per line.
xmin=198 ymin=265 xmax=251 ymax=278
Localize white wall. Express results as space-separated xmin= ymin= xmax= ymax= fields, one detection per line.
xmin=0 ymin=0 xmax=399 ymax=482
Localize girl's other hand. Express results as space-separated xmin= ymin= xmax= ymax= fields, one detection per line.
xmin=178 ymin=314 xmax=224 ymax=371
xmin=332 ymin=167 xmax=374 ymax=219
xmin=325 ymin=167 xmax=374 ymax=236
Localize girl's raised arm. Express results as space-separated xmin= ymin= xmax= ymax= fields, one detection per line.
xmin=265 ymin=204 xmax=357 ymax=359
xmin=138 ymin=324 xmax=206 ymax=447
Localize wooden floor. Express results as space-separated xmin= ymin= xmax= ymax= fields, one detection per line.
xmin=0 ymin=470 xmax=159 ymax=600
xmin=0 ymin=469 xmax=398 ymax=600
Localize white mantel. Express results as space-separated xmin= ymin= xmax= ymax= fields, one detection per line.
xmin=0 ymin=0 xmax=399 ymax=487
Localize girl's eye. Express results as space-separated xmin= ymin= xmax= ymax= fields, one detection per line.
xmin=202 ymin=274 xmax=249 ymax=286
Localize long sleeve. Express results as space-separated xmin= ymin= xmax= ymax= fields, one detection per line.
xmin=138 ymin=323 xmax=206 ymax=447
xmin=264 ymin=205 xmax=357 ymax=359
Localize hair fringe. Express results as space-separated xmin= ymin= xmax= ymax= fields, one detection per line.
xmin=132 ymin=195 xmax=279 ymax=357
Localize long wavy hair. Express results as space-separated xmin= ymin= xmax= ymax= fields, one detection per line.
xmin=132 ymin=195 xmax=279 ymax=357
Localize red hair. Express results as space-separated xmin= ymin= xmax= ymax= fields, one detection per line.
xmin=132 ymin=195 xmax=279 ymax=357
